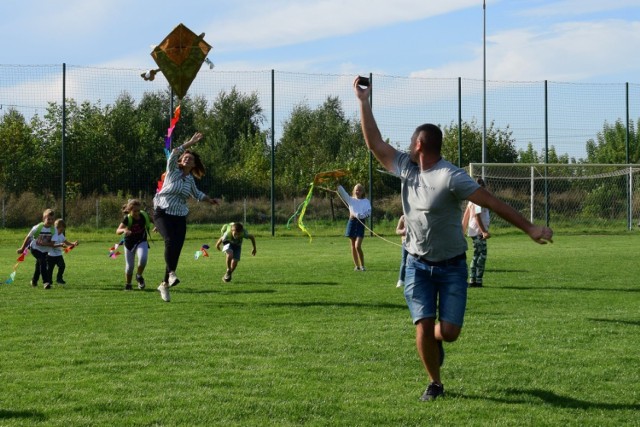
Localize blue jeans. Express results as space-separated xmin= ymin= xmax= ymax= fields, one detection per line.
xmin=403 ymin=254 xmax=468 ymax=326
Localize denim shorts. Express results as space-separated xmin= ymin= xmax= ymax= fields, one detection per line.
xmin=403 ymin=254 xmax=468 ymax=326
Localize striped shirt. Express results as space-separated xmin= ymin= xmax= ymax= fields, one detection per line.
xmin=153 ymin=147 xmax=206 ymax=216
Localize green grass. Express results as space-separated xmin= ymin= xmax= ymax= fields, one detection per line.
xmin=0 ymin=228 xmax=639 ymax=426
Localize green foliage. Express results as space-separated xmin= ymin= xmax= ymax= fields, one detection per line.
xmin=441 ymin=119 xmax=519 ymax=166
xmin=275 ymin=96 xmax=370 ymax=196
xmin=586 ymin=118 xmax=640 ymax=163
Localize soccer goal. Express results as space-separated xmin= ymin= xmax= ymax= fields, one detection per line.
xmin=468 ymin=163 xmax=640 ymax=231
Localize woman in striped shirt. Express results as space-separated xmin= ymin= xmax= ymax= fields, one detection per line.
xmin=154 ymin=132 xmax=220 ymax=302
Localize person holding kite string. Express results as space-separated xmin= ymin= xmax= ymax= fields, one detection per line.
xmin=153 ymin=132 xmax=220 ymax=302
xmin=353 ymin=76 xmax=553 ymax=402
xmin=337 ymin=183 xmax=371 ymax=271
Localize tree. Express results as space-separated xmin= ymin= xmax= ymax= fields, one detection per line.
xmin=275 ymin=96 xmax=368 ymax=195
xmin=441 ymin=119 xmax=519 ymax=167
xmin=585 ymin=118 xmax=639 ymax=164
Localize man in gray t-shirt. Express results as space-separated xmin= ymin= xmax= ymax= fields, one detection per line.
xmin=353 ymin=76 xmax=554 ymax=402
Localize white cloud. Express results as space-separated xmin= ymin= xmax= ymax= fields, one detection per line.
xmin=520 ymin=0 xmax=640 ymax=17
xmin=205 ymin=0 xmax=480 ymax=51
xmin=410 ymin=19 xmax=640 ymax=82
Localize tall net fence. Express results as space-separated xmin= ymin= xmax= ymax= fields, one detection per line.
xmin=469 ymin=163 xmax=640 ymax=230
xmin=1 ymin=65 xmax=639 ymax=231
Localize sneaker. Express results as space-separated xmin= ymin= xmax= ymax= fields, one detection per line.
xmin=168 ymin=272 xmax=180 ymax=287
xmin=396 ymin=280 xmax=404 ymax=288
xmin=136 ymin=275 xmax=146 ymax=290
xmin=222 ymin=271 xmax=232 ymax=282
xmin=360 ymin=266 xmax=366 ymax=271
xmin=420 ymin=382 xmax=445 ymax=401
xmin=56 ymin=279 xmax=66 ymax=285
xmin=124 ymin=284 xmax=133 ymax=291
xmin=437 ymin=340 xmax=445 ymax=366
xmin=469 ymin=281 xmax=483 ymax=288
xmin=354 ymin=266 xmax=360 ymax=271
xmin=30 ymin=280 xmax=37 ymax=287
xmin=157 ymin=282 xmax=171 ymax=302
xmin=43 ymin=283 xmax=51 ymax=289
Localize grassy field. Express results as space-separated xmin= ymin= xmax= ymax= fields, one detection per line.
xmin=0 ymin=226 xmax=638 ymax=426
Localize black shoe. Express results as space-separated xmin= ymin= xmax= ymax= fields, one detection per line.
xmin=469 ymin=281 xmax=483 ymax=288
xmin=30 ymin=280 xmax=38 ymax=287
xmin=124 ymin=284 xmax=133 ymax=291
xmin=437 ymin=340 xmax=445 ymax=366
xmin=420 ymin=382 xmax=445 ymax=401
xmin=56 ymin=279 xmax=66 ymax=285
xmin=43 ymin=283 xmax=52 ymax=289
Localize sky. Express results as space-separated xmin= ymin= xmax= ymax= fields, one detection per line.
xmin=2 ymin=0 xmax=640 ymax=83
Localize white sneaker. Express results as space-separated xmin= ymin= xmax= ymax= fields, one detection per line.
xmin=396 ymin=280 xmax=405 ymax=288
xmin=157 ymin=282 xmax=171 ymax=302
xmin=360 ymin=266 xmax=366 ymax=271
xmin=168 ymin=272 xmax=180 ymax=287
xmin=354 ymin=266 xmax=360 ymax=271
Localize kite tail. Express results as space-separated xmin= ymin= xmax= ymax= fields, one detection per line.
xmin=286 ymin=182 xmax=315 ymax=242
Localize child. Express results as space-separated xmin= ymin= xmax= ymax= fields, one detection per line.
xmin=395 ymin=214 xmax=408 ymax=288
xmin=337 ymin=183 xmax=371 ymax=271
xmin=215 ymin=222 xmax=256 ymax=283
xmin=17 ymin=209 xmax=56 ymax=289
xmin=463 ymin=178 xmax=491 ymax=287
xmin=48 ymin=219 xmax=79 ymax=285
xmin=116 ymin=199 xmax=153 ymax=291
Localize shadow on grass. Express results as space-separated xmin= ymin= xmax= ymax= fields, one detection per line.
xmin=259 ymin=301 xmax=406 ymax=310
xmin=0 ymin=409 xmax=46 ymax=421
xmin=588 ymin=318 xmax=640 ymax=327
xmin=498 ymin=285 xmax=640 ymax=293
xmin=454 ymin=388 xmax=640 ymax=410
xmin=486 ymin=269 xmax=530 ymax=273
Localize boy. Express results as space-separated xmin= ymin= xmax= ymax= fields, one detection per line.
xmin=48 ymin=218 xmax=79 ymax=285
xmin=17 ymin=209 xmax=56 ymax=289
xmin=215 ymin=222 xmax=256 ymax=283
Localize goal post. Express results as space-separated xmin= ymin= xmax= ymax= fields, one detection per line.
xmin=468 ymin=163 xmax=640 ymax=231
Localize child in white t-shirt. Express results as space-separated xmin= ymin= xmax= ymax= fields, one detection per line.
xmin=17 ymin=209 xmax=56 ymax=289
xmin=48 ymin=219 xmax=79 ymax=285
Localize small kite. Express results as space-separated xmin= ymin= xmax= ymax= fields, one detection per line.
xmin=4 ymin=248 xmax=29 ymax=284
xmin=108 ymin=239 xmax=124 ymax=259
xmin=143 ymin=23 xmax=213 ymax=100
xmin=287 ymin=169 xmax=349 ymax=241
xmin=195 ymin=244 xmax=210 ymax=260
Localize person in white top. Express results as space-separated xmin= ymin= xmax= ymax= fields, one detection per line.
xmin=48 ymin=219 xmax=79 ymax=285
xmin=463 ymin=178 xmax=491 ymax=287
xmin=17 ymin=209 xmax=56 ymax=289
xmin=337 ymin=183 xmax=371 ymax=271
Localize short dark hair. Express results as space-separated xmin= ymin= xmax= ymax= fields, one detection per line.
xmin=413 ymin=123 xmax=442 ymax=153
xmin=476 ymin=178 xmax=486 ymax=187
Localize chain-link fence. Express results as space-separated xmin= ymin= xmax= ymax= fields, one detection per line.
xmin=1 ymin=65 xmax=639 ymax=231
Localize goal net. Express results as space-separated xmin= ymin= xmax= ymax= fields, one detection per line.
xmin=468 ymin=163 xmax=640 ymax=231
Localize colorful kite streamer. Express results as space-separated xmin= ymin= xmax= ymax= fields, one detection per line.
xmin=4 ymin=248 xmax=29 ymax=284
xmin=194 ymin=244 xmax=210 ymax=260
xmin=108 ymin=239 xmax=124 ymax=259
xmin=286 ymin=169 xmax=349 ymax=241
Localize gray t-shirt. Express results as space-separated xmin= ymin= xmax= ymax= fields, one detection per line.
xmin=393 ymin=152 xmax=480 ymax=261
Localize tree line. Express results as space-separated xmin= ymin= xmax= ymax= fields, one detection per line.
xmin=1 ymin=87 xmax=638 ymax=203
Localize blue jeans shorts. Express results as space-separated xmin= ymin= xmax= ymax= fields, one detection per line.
xmin=403 ymin=253 xmax=468 ymax=326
